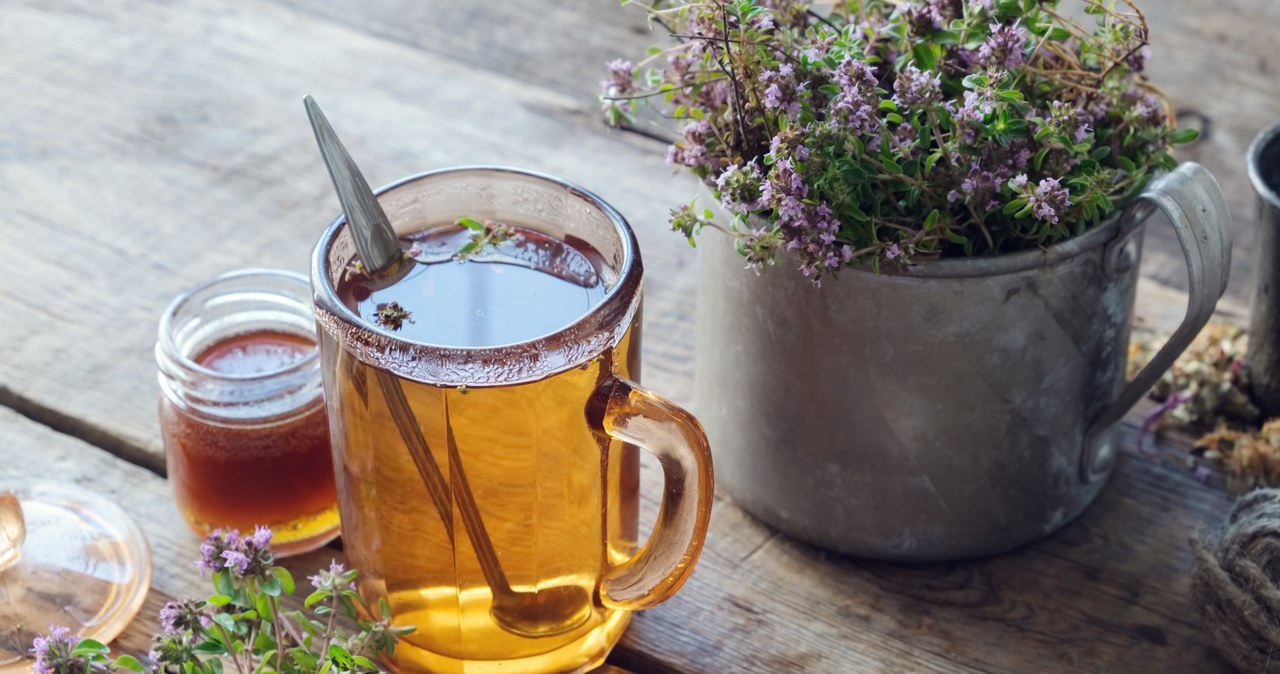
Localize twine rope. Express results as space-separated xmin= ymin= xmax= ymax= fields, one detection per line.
xmin=1192 ymin=489 xmax=1280 ymax=673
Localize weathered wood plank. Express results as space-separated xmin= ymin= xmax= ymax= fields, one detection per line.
xmin=1139 ymin=0 xmax=1280 ymax=300
xmin=0 ymin=369 xmax=1240 ymax=672
xmin=263 ymin=0 xmax=653 ymax=102
xmin=615 ymin=412 xmax=1236 ymax=674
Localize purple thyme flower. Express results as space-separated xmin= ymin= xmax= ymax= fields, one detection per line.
xmin=829 ymin=57 xmax=878 ymax=135
xmin=159 ymin=600 xmax=210 ymax=636
xmin=248 ymin=524 xmax=272 ymax=551
xmin=740 ymin=226 xmax=785 ymax=273
xmin=1126 ymin=45 xmax=1152 ymax=71
xmin=1134 ymin=93 xmax=1162 ymax=125
xmin=600 ymin=58 xmax=637 ymax=124
xmin=802 ymin=32 xmax=837 ymax=62
xmin=159 ymin=602 xmax=180 ymax=635
xmin=1044 ymin=100 xmax=1092 ymax=145
xmin=768 ymin=128 xmax=810 ymax=162
xmin=666 ymin=120 xmax=713 ymax=169
xmin=750 ymin=11 xmax=775 ymax=31
xmin=763 ymin=157 xmax=809 ymax=216
xmin=894 ymin=122 xmax=921 ymax=156
xmin=949 ymin=138 xmax=1032 ymax=211
xmin=310 ymin=559 xmax=345 ymax=588
xmin=309 ymin=559 xmax=357 ymax=592
xmin=716 ymin=164 xmax=767 ymax=213
xmin=197 ymin=526 xmax=274 ymax=578
xmin=955 ymin=88 xmax=995 ymax=124
xmin=760 ymin=63 xmax=804 ymax=118
xmin=762 ymin=0 xmax=810 ymax=30
xmin=31 ymin=625 xmax=75 ymax=674
xmin=905 ymin=1 xmax=943 ymax=35
xmin=884 ymin=242 xmax=903 ymax=260
xmin=893 ymin=63 xmax=941 ymax=109
xmin=600 ymin=59 xmax=634 ymax=97
xmin=1028 ymin=177 xmax=1070 ymax=224
xmin=663 ymin=49 xmax=729 ymax=112
xmin=195 ymin=528 xmax=241 ymax=575
xmin=686 ymin=6 xmax=724 ymax=56
xmin=978 ymin=23 xmax=1026 ymax=70
xmin=774 ymin=199 xmax=849 ymax=284
xmin=664 ymin=50 xmax=697 ymax=87
xmin=221 ymin=550 xmax=251 ymax=575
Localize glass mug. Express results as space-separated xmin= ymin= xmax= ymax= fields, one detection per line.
xmin=310 ymin=167 xmax=715 ymax=673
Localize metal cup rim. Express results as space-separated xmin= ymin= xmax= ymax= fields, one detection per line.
xmin=1248 ymin=122 xmax=1280 ymax=212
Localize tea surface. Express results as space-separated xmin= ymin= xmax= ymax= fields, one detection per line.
xmin=341 ymin=226 xmax=609 ymax=347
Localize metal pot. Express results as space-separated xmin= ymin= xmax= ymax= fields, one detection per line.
xmin=694 ymin=163 xmax=1231 ymax=561
xmin=1246 ymin=124 xmax=1280 ymax=418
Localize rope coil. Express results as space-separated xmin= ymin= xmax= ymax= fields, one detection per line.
xmin=1192 ymin=489 xmax=1280 ymax=673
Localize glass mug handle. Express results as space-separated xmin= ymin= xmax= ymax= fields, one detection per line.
xmin=590 ymin=377 xmax=714 ymax=611
xmin=0 ymin=492 xmax=26 ymax=571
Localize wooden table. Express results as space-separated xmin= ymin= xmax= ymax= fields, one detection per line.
xmin=1 ymin=1 xmax=1275 ymax=671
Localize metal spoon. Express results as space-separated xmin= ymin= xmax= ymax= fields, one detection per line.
xmin=304 ymin=96 xmax=591 ymax=638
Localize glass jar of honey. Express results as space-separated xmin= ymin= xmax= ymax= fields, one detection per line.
xmin=156 ymin=269 xmax=339 ymax=556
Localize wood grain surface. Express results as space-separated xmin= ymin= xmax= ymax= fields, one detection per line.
xmin=0 ymin=383 xmax=1239 ymax=673
xmin=0 ymin=0 xmax=1274 ymax=672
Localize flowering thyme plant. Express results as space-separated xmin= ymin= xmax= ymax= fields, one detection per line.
xmin=30 ymin=527 xmax=412 ymax=674
xmin=602 ymin=0 xmax=1198 ymax=282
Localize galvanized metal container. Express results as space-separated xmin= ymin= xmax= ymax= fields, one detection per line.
xmin=694 ymin=163 xmax=1231 ymax=561
xmin=1246 ymin=124 xmax=1280 ymax=419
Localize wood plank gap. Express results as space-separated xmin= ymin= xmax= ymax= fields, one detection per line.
xmin=614 ymin=123 xmax=678 ymax=146
xmin=738 ymin=530 xmax=779 ymax=565
xmin=1021 ymin=545 xmax=1206 ymax=632
xmin=607 ymin=647 xmax=692 ymax=674
xmin=0 ymin=384 xmax=166 ymax=475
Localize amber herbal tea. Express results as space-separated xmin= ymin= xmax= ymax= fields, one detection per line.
xmin=327 ymin=223 xmax=640 ymax=672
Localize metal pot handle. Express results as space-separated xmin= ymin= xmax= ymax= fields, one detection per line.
xmin=1080 ymin=162 xmax=1232 ymax=482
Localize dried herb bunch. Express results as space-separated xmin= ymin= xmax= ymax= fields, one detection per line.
xmin=1130 ymin=324 xmax=1280 ymax=490
xmin=603 ymin=0 xmax=1197 ymax=282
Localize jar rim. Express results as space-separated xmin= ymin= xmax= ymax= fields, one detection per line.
xmin=156 ymin=268 xmax=321 ymax=383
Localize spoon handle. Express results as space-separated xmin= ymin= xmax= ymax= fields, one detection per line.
xmin=304 ymin=96 xmax=403 ymax=277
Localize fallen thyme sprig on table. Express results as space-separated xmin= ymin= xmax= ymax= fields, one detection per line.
xmin=29 ymin=526 xmax=413 ymax=674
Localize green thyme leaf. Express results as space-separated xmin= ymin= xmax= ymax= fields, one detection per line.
xmin=1170 ymin=128 xmax=1200 ymax=145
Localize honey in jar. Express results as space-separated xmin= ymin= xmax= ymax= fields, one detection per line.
xmin=156 ymin=270 xmax=339 ymax=556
